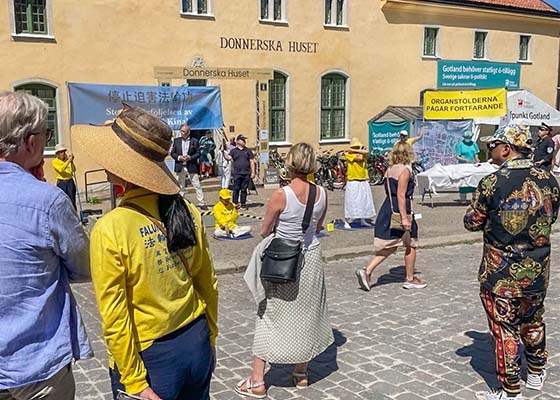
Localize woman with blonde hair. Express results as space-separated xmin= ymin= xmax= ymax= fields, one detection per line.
xmin=74 ymin=106 xmax=218 ymax=400
xmin=356 ymin=141 xmax=427 ymax=291
xmin=236 ymin=142 xmax=333 ymax=398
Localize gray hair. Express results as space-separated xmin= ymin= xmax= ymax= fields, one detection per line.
xmin=0 ymin=91 xmax=48 ymax=157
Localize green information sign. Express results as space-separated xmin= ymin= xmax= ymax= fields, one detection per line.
xmin=437 ymin=60 xmax=520 ymax=89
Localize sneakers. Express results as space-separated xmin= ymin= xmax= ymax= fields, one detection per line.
xmin=402 ymin=277 xmax=427 ymax=289
xmin=526 ymin=369 xmax=546 ymax=391
xmin=475 ymin=388 xmax=523 ymax=400
xmin=355 ymin=268 xmax=371 ymax=291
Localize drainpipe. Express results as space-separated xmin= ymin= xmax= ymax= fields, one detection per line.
xmin=557 ymin=36 xmax=560 ymax=110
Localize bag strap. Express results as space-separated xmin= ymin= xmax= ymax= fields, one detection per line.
xmin=301 ymin=183 xmax=317 ymax=233
xmin=385 ymin=167 xmax=414 ymax=214
xmin=121 ymin=202 xmax=190 ymax=277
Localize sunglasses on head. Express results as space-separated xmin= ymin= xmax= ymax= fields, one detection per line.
xmin=538 ymin=127 xmax=549 ymax=131
xmin=487 ymin=141 xmax=507 ymax=151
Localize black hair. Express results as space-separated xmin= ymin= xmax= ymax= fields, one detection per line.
xmin=158 ymin=194 xmax=197 ymax=252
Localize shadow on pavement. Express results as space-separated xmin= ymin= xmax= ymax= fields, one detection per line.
xmin=456 ymin=330 xmax=501 ymax=388
xmin=264 ymin=329 xmax=347 ymax=388
xmin=372 ymin=265 xmax=424 ymax=287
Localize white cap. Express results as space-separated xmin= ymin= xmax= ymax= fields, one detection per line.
xmin=399 ymin=130 xmax=409 ymax=137
xmin=54 ymin=144 xmax=67 ymax=153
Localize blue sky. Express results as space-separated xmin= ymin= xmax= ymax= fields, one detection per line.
xmin=543 ymin=0 xmax=560 ymax=11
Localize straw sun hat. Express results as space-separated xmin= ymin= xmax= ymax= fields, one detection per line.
xmin=72 ymin=105 xmax=180 ymax=195
xmin=348 ymin=137 xmax=369 ymax=154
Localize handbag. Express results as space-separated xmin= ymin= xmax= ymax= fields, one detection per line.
xmin=385 ymin=172 xmax=413 ymax=231
xmin=260 ymin=183 xmax=317 ymax=283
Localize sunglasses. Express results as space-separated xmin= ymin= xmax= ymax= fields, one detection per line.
xmin=27 ymin=128 xmax=53 ymax=142
xmin=487 ymin=141 xmax=507 ymax=151
xmin=538 ymin=127 xmax=549 ymax=131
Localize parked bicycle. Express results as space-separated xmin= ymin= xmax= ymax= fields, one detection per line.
xmin=368 ymin=150 xmax=388 ymax=185
xmin=315 ymin=149 xmax=347 ymax=190
xmin=268 ymin=148 xmax=290 ymax=186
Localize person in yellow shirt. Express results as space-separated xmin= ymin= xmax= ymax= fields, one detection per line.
xmin=399 ymin=124 xmax=424 ymax=146
xmin=73 ymin=106 xmax=218 ymax=400
xmin=51 ymin=144 xmax=77 ymax=209
xmin=344 ymin=138 xmax=376 ymax=229
xmin=213 ymin=188 xmax=252 ymax=238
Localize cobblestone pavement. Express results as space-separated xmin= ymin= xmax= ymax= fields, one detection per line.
xmin=72 ymin=237 xmax=560 ymax=399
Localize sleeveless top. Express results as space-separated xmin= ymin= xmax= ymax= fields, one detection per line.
xmin=274 ymin=185 xmax=326 ymax=249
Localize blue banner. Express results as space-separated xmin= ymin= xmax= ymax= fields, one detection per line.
xmin=68 ymin=83 xmax=223 ymax=130
xmin=368 ymin=120 xmax=409 ymax=152
xmin=412 ymin=119 xmax=473 ymax=169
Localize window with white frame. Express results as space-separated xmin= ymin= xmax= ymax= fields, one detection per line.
xmin=519 ymin=35 xmax=531 ymax=62
xmin=473 ymin=31 xmax=488 ymax=59
xmin=182 ymin=0 xmax=212 ymax=15
xmin=321 ymin=73 xmax=347 ymax=140
xmin=14 ymin=83 xmax=59 ymax=150
xmin=324 ymin=0 xmax=347 ymax=26
xmin=260 ymin=0 xmax=285 ymax=21
xmin=269 ymin=72 xmax=288 ymax=142
xmin=423 ymin=27 xmax=439 ymax=58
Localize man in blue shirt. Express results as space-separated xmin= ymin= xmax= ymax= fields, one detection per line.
xmin=0 ymin=92 xmax=93 ymax=399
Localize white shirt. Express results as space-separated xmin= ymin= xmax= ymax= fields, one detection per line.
xmin=181 ymin=137 xmax=190 ymax=160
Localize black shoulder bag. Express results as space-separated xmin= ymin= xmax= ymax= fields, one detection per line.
xmin=260 ymin=183 xmax=317 ymax=283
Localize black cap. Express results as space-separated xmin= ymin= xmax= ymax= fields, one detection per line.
xmin=236 ymin=134 xmax=247 ymax=141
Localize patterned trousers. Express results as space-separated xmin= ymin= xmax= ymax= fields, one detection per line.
xmin=480 ymin=286 xmax=547 ymax=395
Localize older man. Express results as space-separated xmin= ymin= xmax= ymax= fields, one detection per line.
xmin=0 ymin=92 xmax=92 ymax=400
xmin=464 ymin=125 xmax=559 ymax=400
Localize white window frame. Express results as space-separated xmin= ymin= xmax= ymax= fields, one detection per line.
xmin=518 ymin=34 xmax=532 ymax=64
xmin=259 ymin=0 xmax=288 ymax=24
xmin=10 ymin=78 xmax=63 ymax=156
xmin=422 ymin=26 xmax=440 ymax=59
xmin=269 ymin=69 xmax=291 ymax=145
xmin=473 ymin=30 xmax=489 ymax=60
xmin=324 ymin=0 xmax=348 ymax=29
xmin=8 ymin=0 xmax=55 ymax=40
xmin=318 ymin=69 xmax=351 ymax=144
xmin=180 ymin=0 xmax=213 ymax=17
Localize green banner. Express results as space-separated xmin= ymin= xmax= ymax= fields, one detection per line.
xmin=368 ymin=120 xmax=409 ymax=152
xmin=437 ymin=60 xmax=520 ymax=89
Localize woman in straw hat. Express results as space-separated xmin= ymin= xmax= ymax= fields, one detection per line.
xmin=73 ymin=106 xmax=218 ymax=400
xmin=343 ymin=137 xmax=376 ymax=229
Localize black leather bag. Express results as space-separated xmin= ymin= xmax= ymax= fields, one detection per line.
xmin=260 ymin=183 xmax=317 ymax=283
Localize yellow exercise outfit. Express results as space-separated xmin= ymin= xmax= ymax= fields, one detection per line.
xmin=344 ymin=151 xmax=375 ymax=219
xmin=90 ymin=188 xmax=218 ymax=394
xmin=51 ymin=157 xmax=73 ymax=180
xmin=213 ymin=200 xmax=238 ymax=230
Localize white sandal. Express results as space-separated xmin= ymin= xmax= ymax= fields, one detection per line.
xmin=234 ymin=377 xmax=267 ymax=399
xmin=292 ymin=371 xmax=308 ymax=389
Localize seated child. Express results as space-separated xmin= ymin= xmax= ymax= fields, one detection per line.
xmin=213 ymin=189 xmax=252 ymax=238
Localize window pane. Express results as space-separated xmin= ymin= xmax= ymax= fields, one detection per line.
xmin=261 ymin=0 xmax=269 ymax=19
xmin=198 ymin=0 xmax=207 ymax=14
xmin=321 ymin=110 xmax=332 ymax=139
xmin=332 ymin=110 xmax=345 ymax=138
xmin=14 ymin=0 xmax=29 ymax=33
xmin=321 ymin=79 xmax=332 ymax=108
xmin=336 ymin=0 xmax=344 ymax=25
xmin=31 ymin=0 xmax=46 ymax=33
xmin=274 ymin=0 xmax=281 ymax=20
xmin=423 ymin=28 xmax=437 ymax=56
xmin=474 ymin=32 xmax=486 ymax=59
xmin=182 ymin=0 xmax=192 ymax=13
xmin=271 ymin=111 xmax=285 ymax=141
xmin=519 ymin=35 xmax=530 ymax=61
xmin=14 ymin=84 xmax=58 ymax=148
xmin=269 ymin=73 xmax=286 ymax=142
xmin=321 ymin=74 xmax=346 ymax=139
xmin=325 ymin=0 xmax=331 ymax=24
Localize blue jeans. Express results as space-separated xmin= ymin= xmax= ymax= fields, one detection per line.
xmin=109 ymin=315 xmax=212 ymax=400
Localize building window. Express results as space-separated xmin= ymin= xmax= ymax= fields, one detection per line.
xmin=260 ymin=0 xmax=285 ymax=21
xmin=423 ymin=27 xmax=439 ymax=58
xmin=14 ymin=83 xmax=58 ymax=150
xmin=473 ymin=31 xmax=488 ymax=59
xmin=181 ymin=0 xmax=211 ymax=15
xmin=14 ymin=0 xmax=47 ymax=34
xmin=325 ymin=0 xmax=346 ymax=26
xmin=321 ymin=73 xmax=347 ymax=140
xmin=519 ymin=35 xmax=531 ymax=62
xmin=186 ymin=79 xmax=207 ymax=86
xmin=269 ymin=72 xmax=287 ymax=142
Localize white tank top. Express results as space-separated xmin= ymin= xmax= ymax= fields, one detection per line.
xmin=274 ymin=185 xmax=326 ymax=249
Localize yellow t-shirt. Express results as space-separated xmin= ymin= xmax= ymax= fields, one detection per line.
xmin=406 ymin=138 xmax=415 ymax=145
xmin=51 ymin=157 xmax=73 ymax=180
xmin=90 ymin=188 xmax=218 ymax=394
xmin=345 ymin=152 xmax=369 ymax=181
xmin=213 ymin=201 xmax=238 ymax=230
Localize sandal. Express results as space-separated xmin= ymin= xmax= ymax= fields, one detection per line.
xmin=234 ymin=377 xmax=267 ymax=399
xmin=292 ymin=372 xmax=308 ymax=389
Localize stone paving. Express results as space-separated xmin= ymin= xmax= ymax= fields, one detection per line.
xmin=72 ymin=236 xmax=560 ymax=399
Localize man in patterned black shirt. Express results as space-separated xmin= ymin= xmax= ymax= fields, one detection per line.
xmin=464 ymin=124 xmax=559 ymax=400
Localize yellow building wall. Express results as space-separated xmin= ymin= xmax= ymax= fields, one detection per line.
xmin=1 ymin=0 xmax=558 ymax=188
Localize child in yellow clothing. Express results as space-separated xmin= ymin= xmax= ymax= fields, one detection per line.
xmin=344 ymin=138 xmax=376 ymax=229
xmin=213 ymin=189 xmax=252 ymax=238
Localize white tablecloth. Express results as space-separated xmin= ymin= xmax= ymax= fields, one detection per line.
xmin=416 ymin=163 xmax=498 ymax=195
